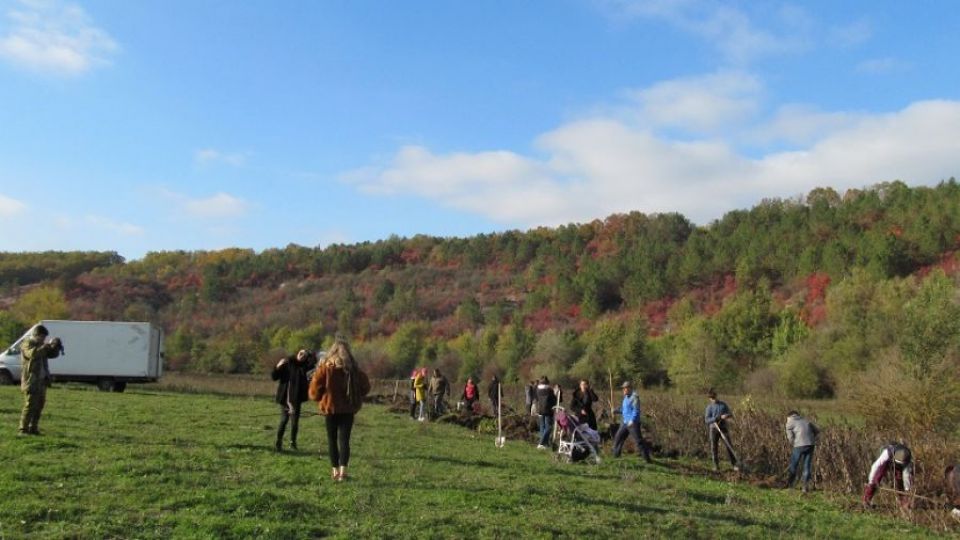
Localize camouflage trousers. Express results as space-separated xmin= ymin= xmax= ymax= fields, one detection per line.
xmin=19 ymin=384 xmax=47 ymax=433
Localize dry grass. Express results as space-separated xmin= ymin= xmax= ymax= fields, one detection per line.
xmin=143 ymin=372 xmax=275 ymax=397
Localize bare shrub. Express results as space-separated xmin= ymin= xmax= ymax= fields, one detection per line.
xmin=638 ymin=390 xmax=960 ymax=530
xmin=848 ymin=352 xmax=960 ymax=440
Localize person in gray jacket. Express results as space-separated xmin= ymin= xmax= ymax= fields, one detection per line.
xmin=784 ymin=410 xmax=820 ymax=493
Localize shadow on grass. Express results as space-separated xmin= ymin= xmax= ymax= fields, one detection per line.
xmin=685 ymin=490 xmax=726 ymax=505
xmin=566 ymin=492 xmax=768 ymax=531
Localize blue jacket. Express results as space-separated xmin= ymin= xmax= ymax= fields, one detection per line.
xmin=704 ymin=400 xmax=732 ymax=426
xmin=621 ymin=392 xmax=641 ymax=424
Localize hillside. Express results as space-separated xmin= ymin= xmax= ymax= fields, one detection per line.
xmin=2 ymin=180 xmax=960 ymax=408
xmin=0 ymin=385 xmax=940 ymax=539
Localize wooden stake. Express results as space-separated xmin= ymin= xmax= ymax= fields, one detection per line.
xmin=608 ymin=369 xmax=615 ymax=419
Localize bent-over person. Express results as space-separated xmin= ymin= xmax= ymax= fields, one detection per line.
xmin=863 ymin=443 xmax=913 ymax=509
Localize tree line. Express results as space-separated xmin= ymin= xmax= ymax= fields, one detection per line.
xmin=2 ymin=180 xmax=960 ymax=414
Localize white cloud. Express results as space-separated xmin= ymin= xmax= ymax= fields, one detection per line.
xmin=0 ymin=193 xmax=27 ymax=217
xmin=182 ymin=192 xmax=250 ymax=219
xmin=195 ymin=148 xmax=247 ymax=167
xmin=624 ymin=71 xmax=762 ymax=133
xmin=0 ymin=0 xmax=118 ymax=75
xmin=84 ymin=215 xmax=143 ymax=236
xmin=157 ymin=188 xmax=251 ymax=219
xmin=755 ymin=101 xmax=960 ymax=194
xmin=750 ymin=104 xmax=863 ymax=146
xmin=344 ymin=72 xmax=960 ymax=227
xmin=601 ymin=0 xmax=809 ymax=64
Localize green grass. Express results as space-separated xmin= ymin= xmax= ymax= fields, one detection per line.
xmin=0 ymin=386 xmax=939 ymax=539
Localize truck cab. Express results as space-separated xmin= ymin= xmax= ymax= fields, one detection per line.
xmin=0 ymin=337 xmax=25 ymax=385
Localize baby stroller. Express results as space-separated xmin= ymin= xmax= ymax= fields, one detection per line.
xmin=554 ymin=407 xmax=601 ymax=464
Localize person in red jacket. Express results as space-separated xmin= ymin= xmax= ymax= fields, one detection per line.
xmin=461 ymin=377 xmax=480 ymax=414
xmin=309 ymin=338 xmax=370 ymax=482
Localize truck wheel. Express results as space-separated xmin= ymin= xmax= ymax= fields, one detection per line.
xmin=112 ymin=382 xmax=127 ymax=393
xmin=97 ymin=380 xmax=114 ymax=392
xmin=0 ymin=370 xmax=13 ymax=385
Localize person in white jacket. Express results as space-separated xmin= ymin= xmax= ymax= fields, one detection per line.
xmin=862 ymin=443 xmax=913 ymax=509
xmin=784 ymin=411 xmax=819 ymax=493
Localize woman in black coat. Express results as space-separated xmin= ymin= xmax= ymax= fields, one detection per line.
xmin=271 ymin=349 xmax=313 ymax=451
xmin=570 ymin=379 xmax=600 ymax=430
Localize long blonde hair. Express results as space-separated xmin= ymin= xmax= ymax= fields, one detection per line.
xmin=325 ymin=337 xmax=363 ymax=404
xmin=325 ymin=339 xmax=356 ymax=371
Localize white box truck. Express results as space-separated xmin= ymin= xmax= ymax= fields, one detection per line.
xmin=0 ymin=320 xmax=164 ymax=392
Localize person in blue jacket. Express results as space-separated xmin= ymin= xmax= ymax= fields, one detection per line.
xmin=704 ymin=389 xmax=739 ymax=471
xmin=612 ymin=381 xmax=652 ymax=462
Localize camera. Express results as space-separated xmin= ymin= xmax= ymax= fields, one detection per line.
xmin=50 ymin=337 xmax=65 ymax=356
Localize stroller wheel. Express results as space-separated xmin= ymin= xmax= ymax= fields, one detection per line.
xmin=554 ymin=453 xmax=572 ymax=464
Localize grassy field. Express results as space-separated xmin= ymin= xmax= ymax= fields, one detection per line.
xmin=0 ymin=384 xmax=942 ymax=539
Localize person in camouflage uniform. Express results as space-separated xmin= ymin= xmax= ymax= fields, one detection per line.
xmin=18 ymin=325 xmax=62 ymax=436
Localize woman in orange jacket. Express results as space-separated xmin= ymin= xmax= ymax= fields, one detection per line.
xmin=309 ymin=338 xmax=371 ymax=482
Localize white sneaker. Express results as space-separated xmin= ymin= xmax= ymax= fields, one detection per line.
xmin=536 ymin=444 xmax=546 ymax=450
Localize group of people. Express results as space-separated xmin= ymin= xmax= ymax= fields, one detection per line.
xmin=524 ymin=377 xmax=654 ymax=462
xmin=407 ymin=370 xmax=502 ymax=420
xmin=271 ymin=363 xmax=946 ymax=511
xmin=11 ymin=325 xmax=949 ymax=513
xmin=271 ymin=337 xmax=371 ymax=482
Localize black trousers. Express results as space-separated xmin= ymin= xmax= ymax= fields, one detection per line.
xmin=710 ymin=425 xmax=737 ymax=466
xmin=277 ymin=401 xmax=302 ymax=444
xmin=612 ymin=421 xmax=651 ymax=461
xmin=325 ymin=413 xmax=356 ymax=467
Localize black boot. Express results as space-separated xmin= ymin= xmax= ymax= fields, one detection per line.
xmin=274 ymin=438 xmax=282 ymax=452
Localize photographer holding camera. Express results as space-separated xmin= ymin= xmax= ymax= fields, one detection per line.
xmin=18 ymin=325 xmax=63 ymax=436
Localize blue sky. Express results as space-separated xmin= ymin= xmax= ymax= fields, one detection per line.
xmin=1 ymin=0 xmax=959 ymax=260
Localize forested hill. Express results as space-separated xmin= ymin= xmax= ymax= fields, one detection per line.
xmin=3 ymin=180 xmax=960 ymax=405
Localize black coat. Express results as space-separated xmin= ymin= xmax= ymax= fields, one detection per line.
xmin=488 ymin=379 xmax=502 ymax=401
xmin=272 ymin=357 xmax=310 ymax=406
xmin=535 ymin=384 xmax=557 ymax=416
xmin=570 ymin=387 xmax=599 ymax=428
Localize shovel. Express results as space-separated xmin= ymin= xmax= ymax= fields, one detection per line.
xmin=495 ymin=383 xmax=505 ymax=448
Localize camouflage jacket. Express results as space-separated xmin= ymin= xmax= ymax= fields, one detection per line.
xmin=21 ymin=337 xmax=60 ymax=391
